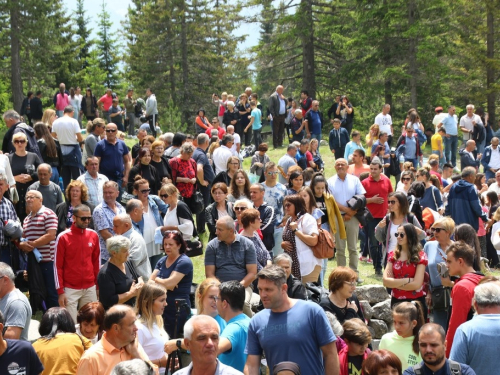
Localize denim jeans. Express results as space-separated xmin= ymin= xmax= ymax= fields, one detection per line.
xmin=405 ymin=158 xmax=418 ymax=169
xmin=50 ymin=167 xmax=60 ymax=184
xmin=253 ymin=128 xmax=262 ymax=149
xmin=311 ymin=133 xmax=322 ymax=141
xmin=40 ymin=261 xmax=59 ymax=308
xmin=432 ymin=150 xmax=446 ymax=168
xmin=364 ymin=218 xmax=383 ymax=272
xmin=272 ymin=227 xmax=284 ymax=257
xmin=443 ymin=135 xmax=458 ymax=167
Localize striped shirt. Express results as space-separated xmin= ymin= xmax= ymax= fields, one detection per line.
xmin=23 ymin=206 xmax=58 ymax=261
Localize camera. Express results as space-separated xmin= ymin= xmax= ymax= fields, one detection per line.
xmin=175 ymin=298 xmax=191 ymax=313
xmin=437 ymin=262 xmax=449 ymax=278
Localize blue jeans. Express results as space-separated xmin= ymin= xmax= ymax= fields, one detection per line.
xmin=1 ymin=245 xmax=11 ymax=266
xmin=272 ymin=227 xmax=284 ymax=257
xmin=56 ymin=110 xmax=64 ymax=118
xmin=40 ymin=261 xmax=59 ymax=308
xmin=405 ymin=158 xmax=418 ymax=169
xmin=311 ymin=133 xmax=322 ymax=141
xmin=364 ymin=218 xmax=383 ymax=272
xmin=432 ymin=150 xmax=446 ymax=168
xmin=443 ymin=135 xmax=458 ymax=167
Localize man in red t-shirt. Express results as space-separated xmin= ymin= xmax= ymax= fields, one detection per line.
xmin=361 ymin=158 xmax=393 ymax=275
xmin=97 ymin=88 xmax=114 ymax=124
xmin=205 ymin=117 xmax=226 ymax=140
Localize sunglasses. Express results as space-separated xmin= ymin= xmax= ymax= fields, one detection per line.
xmin=388 ymin=200 xmax=397 ymax=204
xmin=284 ymin=203 xmax=293 ymax=208
xmin=160 ymin=194 xmax=169 ymax=199
xmin=106 ymin=129 xmax=117 ymax=133
xmin=75 ymin=216 xmax=92 ymax=221
xmin=234 ymin=207 xmax=247 ymax=211
xmin=401 ymin=177 xmax=411 ymax=181
xmin=431 ymin=227 xmax=445 ymax=233
xmin=140 ymin=188 xmax=151 ymax=194
xmin=394 ymin=232 xmax=405 ymax=238
xmin=13 ymin=140 xmax=26 ymax=144
xmin=267 ymin=171 xmax=279 ymax=176
xmin=163 ymin=230 xmax=180 ymax=236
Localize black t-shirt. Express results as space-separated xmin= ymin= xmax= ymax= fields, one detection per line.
xmin=0 ymin=339 xmax=44 ymax=375
xmin=150 ymin=157 xmax=171 ymax=181
xmin=315 ymin=195 xmax=329 ymax=225
xmin=348 ymin=355 xmax=363 ymax=375
xmin=97 ymin=261 xmax=138 ymax=310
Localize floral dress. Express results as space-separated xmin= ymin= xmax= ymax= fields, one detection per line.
xmin=388 ymin=251 xmax=428 ymax=300
xmin=169 ymin=157 xmax=196 ymax=198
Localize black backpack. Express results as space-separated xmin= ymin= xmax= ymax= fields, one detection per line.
xmin=412 ymin=360 xmax=461 ymax=375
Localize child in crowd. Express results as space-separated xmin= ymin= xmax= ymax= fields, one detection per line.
xmin=344 ymin=130 xmax=365 ymax=162
xmin=379 ymin=301 xmax=424 ymax=371
xmin=338 ymin=318 xmax=372 ymax=375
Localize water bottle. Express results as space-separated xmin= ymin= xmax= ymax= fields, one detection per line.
xmin=58 ymin=177 xmax=64 ymax=191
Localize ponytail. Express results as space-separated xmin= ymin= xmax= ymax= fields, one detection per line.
xmin=393 ymin=301 xmax=425 ymax=355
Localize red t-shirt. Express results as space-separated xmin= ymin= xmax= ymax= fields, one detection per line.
xmin=388 ymin=250 xmax=428 ymax=300
xmin=305 ymin=151 xmax=313 ymax=166
xmin=206 ymin=126 xmax=226 ymax=140
xmin=99 ymin=94 xmax=113 ymax=111
xmin=361 ymin=174 xmax=393 ymax=218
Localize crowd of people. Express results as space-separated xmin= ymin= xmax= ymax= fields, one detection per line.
xmin=0 ymin=83 xmax=499 ymax=375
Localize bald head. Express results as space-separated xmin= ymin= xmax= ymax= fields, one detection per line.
xmin=466 ymin=140 xmax=476 ymax=151
xmin=113 ymin=214 xmax=132 ymax=235
xmin=276 ymin=85 xmax=284 ymax=94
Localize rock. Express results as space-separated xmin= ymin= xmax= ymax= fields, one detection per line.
xmin=320 ymin=140 xmax=329 ymax=147
xmin=355 ymin=285 xmax=390 ymax=305
xmin=372 ymin=299 xmax=393 ymax=325
xmin=367 ymin=326 xmax=376 ymax=340
xmin=368 ymin=319 xmax=388 ymax=339
xmin=371 ymin=339 xmax=381 ymax=350
xmin=359 ymin=300 xmax=374 ymax=320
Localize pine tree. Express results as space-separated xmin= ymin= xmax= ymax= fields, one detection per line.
xmin=96 ymin=0 xmax=121 ymax=88
xmin=74 ymin=0 xmax=93 ymax=74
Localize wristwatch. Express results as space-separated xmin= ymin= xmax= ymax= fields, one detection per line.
xmin=176 ymin=339 xmax=182 ymax=350
xmin=292 ymin=229 xmax=297 ymax=234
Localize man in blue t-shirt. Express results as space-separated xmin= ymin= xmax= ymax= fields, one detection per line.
xmin=438 ymin=105 xmax=459 ymax=167
xmin=0 ymin=310 xmax=44 ymax=375
xmin=244 ymin=265 xmax=339 ymax=375
xmin=304 ymin=100 xmax=324 ymax=141
xmin=216 ymin=281 xmax=251 ymax=372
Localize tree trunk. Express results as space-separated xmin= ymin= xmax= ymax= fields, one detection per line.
xmin=10 ymin=2 xmax=23 ymax=112
xmin=408 ymin=0 xmax=418 ymax=109
xmin=301 ymin=0 xmax=316 ymax=99
xmin=486 ymin=1 xmax=496 ymax=125
xmin=180 ymin=0 xmax=190 ymax=128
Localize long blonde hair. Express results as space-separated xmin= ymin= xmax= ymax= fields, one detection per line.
xmin=42 ymin=109 xmax=56 ymax=126
xmin=195 ymin=278 xmax=221 ymax=315
xmin=136 ymin=283 xmax=168 ymax=335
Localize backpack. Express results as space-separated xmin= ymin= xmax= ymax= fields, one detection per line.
xmin=412 ymin=360 xmax=462 ymax=375
xmin=385 ymin=213 xmax=415 ymax=227
xmin=311 ymin=225 xmax=335 ymax=259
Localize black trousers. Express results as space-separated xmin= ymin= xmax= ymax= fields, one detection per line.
xmin=195 ymin=184 xmax=211 ymax=233
xmin=147 ymin=114 xmax=157 ymax=137
xmin=273 ymin=114 xmax=286 ymax=148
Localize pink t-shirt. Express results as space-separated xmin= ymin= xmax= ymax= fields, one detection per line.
xmin=99 ymin=94 xmax=113 ymax=111
xmin=55 ymin=93 xmax=70 ymax=111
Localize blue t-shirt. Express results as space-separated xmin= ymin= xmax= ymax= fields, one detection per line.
xmin=420 ymin=186 xmax=443 ymax=211
xmin=442 ymin=114 xmax=458 ymax=136
xmin=251 ymin=108 xmax=262 ymax=130
xmin=94 ymin=139 xmax=130 ymax=180
xmin=404 ymin=136 xmax=417 ymax=159
xmin=155 ymin=254 xmax=193 ymax=309
xmin=403 ymin=359 xmax=476 ymax=375
xmin=219 ymin=313 xmax=251 ymax=372
xmin=0 ymin=339 xmax=44 ymax=375
xmin=245 ymin=299 xmax=336 ymax=374
xmin=214 ymin=314 xmax=227 ymax=333
xmin=309 ymin=111 xmax=322 ymax=134
xmin=450 ymin=314 xmax=500 ymax=375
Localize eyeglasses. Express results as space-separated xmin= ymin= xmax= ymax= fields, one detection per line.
xmin=76 ymin=216 xmax=92 ymax=221
xmin=388 ymin=200 xmax=397 ymax=204
xmin=401 ymin=177 xmax=411 ymax=181
xmin=234 ymin=207 xmax=247 ymax=211
xmin=160 ymin=194 xmax=169 ymax=199
xmin=267 ymin=171 xmax=279 ymax=176
xmin=106 ymin=129 xmax=117 ymax=133
xmin=284 ymin=203 xmax=292 ymax=208
xmin=13 ymin=140 xmax=26 ymax=144
xmin=344 ymin=281 xmax=356 ymax=287
xmin=140 ymin=188 xmax=151 ymax=194
xmin=431 ymin=227 xmax=445 ymax=233
xmin=209 ymin=296 xmax=220 ymax=302
xmin=394 ymin=232 xmax=405 ymax=238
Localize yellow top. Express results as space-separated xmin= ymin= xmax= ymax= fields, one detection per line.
xmin=365 ymin=134 xmax=374 ymax=157
xmin=431 ymin=133 xmax=443 ymax=151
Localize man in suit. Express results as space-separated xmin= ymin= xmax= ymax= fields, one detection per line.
xmin=268 ymin=85 xmax=287 ymax=149
xmin=459 ymin=140 xmax=481 ymax=171
xmin=30 ymin=91 xmax=44 ymax=123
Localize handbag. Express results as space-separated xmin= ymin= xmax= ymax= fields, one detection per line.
xmin=311 ymin=224 xmax=335 ymax=259
xmin=431 ymin=286 xmax=451 ymax=311
xmin=175 ymin=204 xmax=204 ymax=258
xmin=188 ymin=190 xmax=205 ymax=215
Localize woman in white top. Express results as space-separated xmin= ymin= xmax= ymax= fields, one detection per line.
xmin=69 ymin=87 xmax=81 ymax=121
xmin=159 ymin=183 xmax=194 ymax=241
xmin=135 ymin=283 xmax=169 ymax=374
xmin=281 ymin=194 xmax=320 ymax=283
xmin=396 ymin=170 xmax=414 ymax=196
xmin=0 ymin=153 xmax=15 ymax=187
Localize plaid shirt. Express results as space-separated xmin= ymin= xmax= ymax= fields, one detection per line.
xmin=77 ymin=172 xmax=109 ymax=207
xmin=0 ymin=197 xmax=18 ymax=245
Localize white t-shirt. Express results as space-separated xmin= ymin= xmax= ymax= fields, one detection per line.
xmin=432 ymin=113 xmax=447 ymax=131
xmin=136 ymin=321 xmax=169 ymax=374
xmin=460 ymin=114 xmax=481 ymax=140
xmin=490 ymin=147 xmax=500 ymax=169
xmin=230 ymin=133 xmax=241 ymax=156
xmin=163 ymin=206 xmax=193 ymax=240
xmin=387 ymin=222 xmax=400 ymax=254
xmin=52 ymin=116 xmax=81 ymax=145
xmin=143 ymin=207 xmax=160 ymax=257
xmin=296 ymin=213 xmax=320 ymax=276
xmin=374 ymin=113 xmax=393 ymax=135
xmin=213 ymin=146 xmax=233 ymax=175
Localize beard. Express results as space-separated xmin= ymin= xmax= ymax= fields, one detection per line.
xmin=424 ymin=353 xmax=445 ymax=367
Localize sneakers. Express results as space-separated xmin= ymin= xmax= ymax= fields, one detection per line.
xmin=359 ymin=256 xmax=373 ymax=264
xmin=366 ymin=259 xmax=373 ymax=264
xmin=375 ymin=269 xmax=383 ymax=276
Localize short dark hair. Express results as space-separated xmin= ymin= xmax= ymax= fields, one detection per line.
xmin=342 ymin=318 xmax=372 ymax=345
xmin=219 ymin=280 xmax=245 ymax=312
xmin=163 ymin=231 xmax=187 ymax=254
xmin=258 ymin=143 xmax=268 ymax=152
xmin=283 ymin=194 xmax=307 ymax=216
xmin=408 ymin=181 xmax=425 ymax=198
xmin=419 ymin=322 xmax=446 ymax=342
xmin=39 ymin=307 xmax=76 ymax=339
xmin=353 ymin=148 xmax=365 ymax=158
xmin=443 ymin=163 xmax=453 ymax=170
xmin=172 ymin=132 xmax=187 ymax=147
xmin=73 ymin=204 xmax=91 ymax=217
xmin=351 ymin=130 xmax=360 ymax=138
xmin=240 ymin=208 xmax=261 ymax=228
xmin=301 ymin=90 xmax=309 ymax=96
xmin=257 ymin=265 xmax=287 ymax=289
xmin=446 ymin=241 xmax=475 ymax=267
